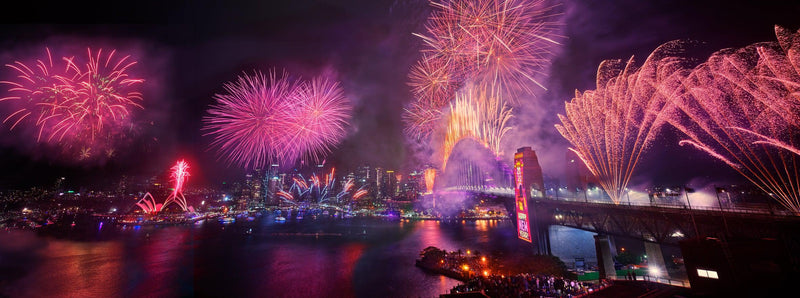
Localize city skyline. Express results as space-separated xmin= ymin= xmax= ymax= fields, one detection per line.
xmin=1 ymin=0 xmax=799 ymax=191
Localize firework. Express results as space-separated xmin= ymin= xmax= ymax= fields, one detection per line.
xmin=403 ymin=0 xmax=562 ymax=167
xmin=407 ymin=55 xmax=460 ymax=108
xmin=203 ymin=70 xmax=351 ymax=169
xmin=58 ymin=48 xmax=144 ymax=142
xmin=0 ymin=47 xmax=143 ymax=160
xmin=136 ymin=159 xmax=193 ymax=214
xmin=440 ymin=84 xmax=513 ymax=170
xmin=283 ymin=75 xmax=352 ymax=165
xmin=170 ymin=160 xmax=190 ymax=196
xmin=275 ymin=168 xmax=367 ymax=205
xmin=424 ymin=168 xmax=437 ymax=194
xmin=162 ymin=160 xmax=191 ymax=212
xmin=204 ymin=70 xmax=300 ymax=169
xmin=414 ymin=0 xmax=562 ymax=99
xmin=402 ymin=100 xmax=445 ymax=140
xmin=555 ymin=41 xmax=687 ymax=204
xmin=666 ymin=26 xmax=800 ymax=213
xmin=0 ymin=48 xmax=74 ymax=134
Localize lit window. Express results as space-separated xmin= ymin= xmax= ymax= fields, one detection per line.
xmin=697 ymin=268 xmax=719 ymax=279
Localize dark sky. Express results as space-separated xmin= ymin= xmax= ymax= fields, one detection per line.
xmin=1 ymin=0 xmax=799 ymax=190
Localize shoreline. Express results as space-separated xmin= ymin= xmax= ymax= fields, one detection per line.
xmin=415 ymin=259 xmax=469 ymax=282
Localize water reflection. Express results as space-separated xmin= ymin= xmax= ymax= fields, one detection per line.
xmin=0 ymin=217 xmax=597 ymax=298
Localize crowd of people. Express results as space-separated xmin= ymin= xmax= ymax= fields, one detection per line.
xmin=449 ymin=273 xmax=611 ymax=298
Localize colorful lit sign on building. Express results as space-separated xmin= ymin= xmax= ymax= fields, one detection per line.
xmin=514 ymin=158 xmax=531 ymax=242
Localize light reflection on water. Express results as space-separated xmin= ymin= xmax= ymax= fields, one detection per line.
xmin=0 ymin=216 xmax=596 ymax=298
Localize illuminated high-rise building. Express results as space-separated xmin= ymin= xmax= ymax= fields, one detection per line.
xmin=375 ymin=167 xmax=384 ymax=199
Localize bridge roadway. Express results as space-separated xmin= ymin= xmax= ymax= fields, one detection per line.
xmin=444 ymin=185 xmax=800 ymax=293
xmin=446 ymin=186 xmax=800 ymax=246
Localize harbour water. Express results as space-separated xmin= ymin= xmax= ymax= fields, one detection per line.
xmin=0 ymin=213 xmax=597 ymax=297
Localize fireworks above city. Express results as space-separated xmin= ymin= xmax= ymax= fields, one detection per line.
xmin=0 ymin=47 xmax=144 ymax=162
xmin=4 ymin=3 xmax=800 ymax=297
xmin=0 ymin=0 xmax=799 ymax=195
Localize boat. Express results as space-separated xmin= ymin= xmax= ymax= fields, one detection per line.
xmin=275 ymin=216 xmax=286 ymax=222
xmin=220 ymin=216 xmax=235 ymax=223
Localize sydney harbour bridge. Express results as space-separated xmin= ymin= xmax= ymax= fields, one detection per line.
xmin=434 ymin=142 xmax=800 ymax=291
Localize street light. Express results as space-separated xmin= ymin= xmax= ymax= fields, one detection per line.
xmin=685 ymin=186 xmax=699 ymax=238
xmin=713 ymin=186 xmax=730 ymax=236
xmin=626 ymin=188 xmax=631 ymax=206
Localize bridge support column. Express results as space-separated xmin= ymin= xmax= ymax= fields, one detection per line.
xmin=644 ymin=241 xmax=668 ymax=279
xmin=594 ymin=234 xmax=617 ymax=280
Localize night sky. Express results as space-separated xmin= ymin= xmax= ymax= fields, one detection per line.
xmin=1 ymin=0 xmax=799 ymax=190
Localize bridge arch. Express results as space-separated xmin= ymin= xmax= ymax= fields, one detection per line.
xmin=438 ymin=138 xmax=512 ymax=190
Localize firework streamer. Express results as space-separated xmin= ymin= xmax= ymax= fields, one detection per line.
xmin=277 ymin=169 xmax=367 ymax=205
xmin=440 ymin=84 xmax=513 ymax=171
xmin=161 ymin=160 xmax=191 ymax=211
xmin=556 ymin=41 xmax=687 ymax=204
xmin=666 ymin=26 xmax=800 ymax=213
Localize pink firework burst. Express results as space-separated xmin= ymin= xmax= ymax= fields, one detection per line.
xmin=407 ymin=55 xmax=461 ymax=108
xmin=1 ymin=48 xmax=78 ymax=139
xmin=56 ymin=48 xmax=144 ymax=142
xmin=203 ymin=70 xmax=352 ymax=169
xmin=415 ymin=0 xmax=562 ymax=99
xmin=283 ymin=75 xmax=352 ymax=165
xmin=0 ymin=47 xmax=144 ymax=161
xmin=203 ymin=70 xmax=302 ymax=169
xmin=402 ymin=100 xmax=445 ymax=140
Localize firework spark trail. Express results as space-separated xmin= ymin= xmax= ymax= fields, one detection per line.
xmin=204 ymin=70 xmax=352 ymax=169
xmin=666 ymin=26 xmax=800 ymax=213
xmin=53 ymin=48 xmax=144 ymax=148
xmin=440 ymin=84 xmax=513 ymax=171
xmin=407 ymin=55 xmax=460 ymax=109
xmin=283 ymin=75 xmax=352 ymax=165
xmin=276 ymin=169 xmax=367 ymax=205
xmin=135 ymin=160 xmax=192 ymax=214
xmin=556 ymin=41 xmax=687 ymax=204
xmin=414 ymin=0 xmax=562 ymax=100
xmin=424 ymin=168 xmax=437 ymax=194
xmin=162 ymin=160 xmax=191 ymax=212
xmin=0 ymin=48 xmax=73 ymax=133
xmin=0 ymin=47 xmax=144 ymax=161
xmin=404 ymin=0 xmax=562 ymax=164
xmin=170 ymin=160 xmax=190 ymax=196
xmin=402 ymin=100 xmax=445 ymax=139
